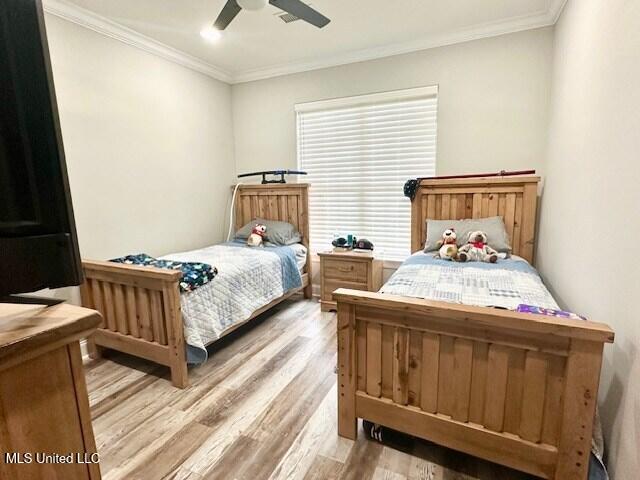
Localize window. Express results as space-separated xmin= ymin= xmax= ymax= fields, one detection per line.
xmin=296 ymin=86 xmax=438 ymax=261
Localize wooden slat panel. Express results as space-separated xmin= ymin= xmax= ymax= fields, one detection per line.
xmin=468 ymin=341 xmax=489 ymax=424
xmin=407 ymin=331 xmax=422 ymax=407
xmin=484 ymin=345 xmax=509 ymax=431
xmin=440 ymin=194 xmax=450 ymax=219
xmin=520 ymin=351 xmax=548 ymax=442
xmin=420 ymin=333 xmax=439 ymax=413
xmin=541 ymin=355 xmax=565 ymax=446
xmin=456 ymin=194 xmax=466 ymax=219
xmin=124 ymin=285 xmax=139 ymax=337
xmin=437 ymin=335 xmax=455 ymax=415
xmin=268 ymin=195 xmax=278 ymax=219
xmin=449 ymin=194 xmax=458 ymax=220
xmin=452 ymin=338 xmax=473 ymax=422
xmin=136 ymin=288 xmax=153 ymax=341
xmin=481 ymin=194 xmax=490 ymax=217
xmin=365 ymin=323 xmax=382 ymax=397
xmin=90 ymin=279 xmax=106 ymax=327
xmin=356 ymin=320 xmax=367 ymax=391
xmin=250 ymin=196 xmax=259 ymax=221
xmin=113 ymin=283 xmax=128 ymax=334
xmin=472 ymin=193 xmax=483 ymax=218
xmin=488 ymin=193 xmax=499 ymax=216
xmin=465 ymin=194 xmax=473 ymax=218
xmin=426 ymin=194 xmax=436 ymax=220
xmin=504 ymin=193 xmax=516 ymax=246
xmin=80 ymin=281 xmax=93 ymax=309
xmin=381 ymin=325 xmax=394 ymax=399
xmin=258 ymin=197 xmax=269 ymax=219
xmin=102 ymin=282 xmax=117 ymax=331
xmin=434 ymin=196 xmax=442 ymax=220
xmin=150 ymin=290 xmax=167 ymax=345
xmin=498 ymin=193 xmax=507 ymax=219
xmin=287 ymin=195 xmax=298 ymax=228
xmin=278 ymin=195 xmax=287 ymax=220
xmin=504 ymin=348 xmax=526 ymax=434
xmin=392 ymin=328 xmax=410 ymax=405
xmin=240 ymin=196 xmax=251 ymax=228
xmin=513 ymin=194 xmax=523 ymax=256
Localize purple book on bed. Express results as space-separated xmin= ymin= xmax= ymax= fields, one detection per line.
xmin=516 ymin=304 xmax=586 ymax=321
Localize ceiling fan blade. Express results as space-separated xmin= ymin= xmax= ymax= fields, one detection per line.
xmin=214 ymin=0 xmax=242 ymax=30
xmin=269 ymin=0 xmax=330 ymax=28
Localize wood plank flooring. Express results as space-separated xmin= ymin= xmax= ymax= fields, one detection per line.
xmin=84 ymin=298 xmax=535 ymax=480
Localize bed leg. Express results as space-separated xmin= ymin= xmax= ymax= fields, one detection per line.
xmin=86 ymin=336 xmax=104 ymax=360
xmin=170 ymin=360 xmax=188 ymax=389
xmin=303 ymin=282 xmax=313 ymax=299
xmin=337 ymin=302 xmax=357 ymax=439
xmin=554 ymin=339 xmax=603 ymax=480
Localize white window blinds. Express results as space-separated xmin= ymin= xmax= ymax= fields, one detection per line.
xmin=296 ymin=86 xmax=438 ymax=261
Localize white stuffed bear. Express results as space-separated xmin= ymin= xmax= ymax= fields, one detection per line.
xmin=457 ymin=230 xmax=498 ymax=263
xmin=247 ymin=224 xmax=266 ymax=247
xmin=435 ymin=228 xmax=459 ymax=260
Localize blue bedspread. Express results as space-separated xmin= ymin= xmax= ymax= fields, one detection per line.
xmin=222 ymin=241 xmax=302 ymax=291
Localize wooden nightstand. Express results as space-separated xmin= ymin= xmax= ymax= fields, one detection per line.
xmin=318 ymin=251 xmax=383 ymax=312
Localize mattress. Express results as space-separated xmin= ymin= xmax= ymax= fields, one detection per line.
xmin=380 ymin=251 xmax=559 ymax=311
xmin=160 ymin=242 xmax=304 ymax=363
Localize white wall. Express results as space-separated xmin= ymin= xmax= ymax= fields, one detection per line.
xmin=45 ymin=14 xmax=235 ymax=265
xmin=536 ymin=1 xmax=640 ymax=477
xmin=231 ymin=27 xmax=553 ymax=176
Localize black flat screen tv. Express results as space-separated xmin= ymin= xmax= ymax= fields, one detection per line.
xmin=0 ymin=0 xmax=82 ymax=297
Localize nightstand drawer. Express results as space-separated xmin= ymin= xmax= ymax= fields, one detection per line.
xmin=323 ymin=259 xmax=368 ymax=283
xmin=322 ymin=279 xmax=368 ymax=301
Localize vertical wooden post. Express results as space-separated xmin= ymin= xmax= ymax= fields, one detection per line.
xmin=162 ymin=282 xmax=188 ymax=389
xmin=555 ymin=339 xmax=604 ymax=480
xmin=301 ymin=186 xmax=313 ymax=299
xmin=521 ymin=182 xmax=538 ymax=264
xmin=337 ymin=301 xmax=357 ymax=439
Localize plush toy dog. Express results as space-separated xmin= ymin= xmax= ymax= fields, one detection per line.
xmin=247 ymin=224 xmax=266 ymax=247
xmin=435 ymin=228 xmax=458 ymax=260
xmin=457 ymin=230 xmax=498 ymax=263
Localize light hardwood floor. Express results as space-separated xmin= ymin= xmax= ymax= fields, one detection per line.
xmin=84 ymin=298 xmax=535 ymax=480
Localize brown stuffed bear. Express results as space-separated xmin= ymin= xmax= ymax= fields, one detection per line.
xmin=435 ymin=228 xmax=459 ymax=260
xmin=457 ymin=230 xmax=498 ymax=263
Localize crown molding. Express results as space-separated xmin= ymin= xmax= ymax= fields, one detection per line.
xmin=42 ymin=0 xmax=233 ymax=83
xmin=43 ymin=0 xmax=567 ymax=85
xmin=234 ymin=1 xmax=568 ymax=83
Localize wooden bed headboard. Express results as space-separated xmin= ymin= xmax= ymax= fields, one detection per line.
xmin=233 ymin=184 xmax=311 ymax=289
xmin=233 ymin=183 xmax=309 ymax=247
xmin=411 ymin=176 xmax=540 ymax=264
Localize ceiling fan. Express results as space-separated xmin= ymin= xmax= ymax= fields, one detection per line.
xmin=214 ymin=0 xmax=330 ymax=30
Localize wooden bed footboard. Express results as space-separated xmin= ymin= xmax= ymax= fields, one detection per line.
xmin=79 ymin=260 xmax=188 ymax=388
xmin=334 ymin=289 xmax=614 ymax=480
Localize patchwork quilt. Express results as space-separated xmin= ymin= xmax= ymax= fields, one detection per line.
xmin=381 ymin=252 xmax=559 ymax=310
xmin=159 ymin=241 xmax=302 ymax=364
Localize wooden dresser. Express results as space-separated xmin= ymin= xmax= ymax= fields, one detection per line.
xmin=318 ymin=251 xmax=383 ymax=312
xmin=0 ymin=303 xmax=102 ymax=480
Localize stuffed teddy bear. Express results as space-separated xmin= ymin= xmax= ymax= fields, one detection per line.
xmin=247 ymin=224 xmax=266 ymax=247
xmin=435 ymin=228 xmax=458 ymax=260
xmin=457 ymin=230 xmax=498 ymax=263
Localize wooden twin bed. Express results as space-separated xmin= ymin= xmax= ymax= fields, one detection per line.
xmin=334 ymin=176 xmax=614 ymax=480
xmin=80 ymin=184 xmax=311 ymax=388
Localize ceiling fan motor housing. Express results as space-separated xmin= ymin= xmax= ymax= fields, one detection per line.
xmin=238 ymin=0 xmax=268 ymax=11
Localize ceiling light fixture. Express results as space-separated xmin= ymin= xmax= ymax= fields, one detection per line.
xmin=200 ymin=26 xmax=222 ymax=42
xmin=237 ymin=0 xmax=268 ymax=11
